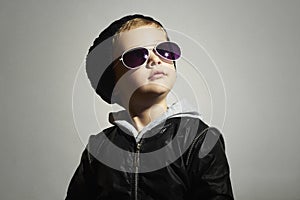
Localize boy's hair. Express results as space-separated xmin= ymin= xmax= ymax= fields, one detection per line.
xmin=86 ymin=14 xmax=168 ymax=104
xmin=115 ymin=18 xmax=163 ymax=34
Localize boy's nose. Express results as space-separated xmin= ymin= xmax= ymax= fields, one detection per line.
xmin=146 ymin=50 xmax=162 ymax=68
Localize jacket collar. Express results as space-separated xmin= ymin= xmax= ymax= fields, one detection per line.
xmin=108 ymin=99 xmax=203 ymax=141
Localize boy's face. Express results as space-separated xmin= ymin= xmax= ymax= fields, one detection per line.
xmin=111 ymin=25 xmax=177 ymax=105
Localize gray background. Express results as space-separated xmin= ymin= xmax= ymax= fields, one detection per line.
xmin=1 ymin=0 xmax=299 ymax=199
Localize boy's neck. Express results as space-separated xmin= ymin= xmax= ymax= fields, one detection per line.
xmin=126 ymin=98 xmax=168 ymax=132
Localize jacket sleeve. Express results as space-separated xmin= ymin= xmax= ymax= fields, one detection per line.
xmin=188 ymin=127 xmax=234 ymax=200
xmin=65 ymin=147 xmax=98 ymax=200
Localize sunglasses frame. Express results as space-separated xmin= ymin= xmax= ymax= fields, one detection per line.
xmin=119 ymin=41 xmax=181 ymax=69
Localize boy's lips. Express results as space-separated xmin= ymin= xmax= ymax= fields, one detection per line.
xmin=148 ymin=70 xmax=167 ymax=80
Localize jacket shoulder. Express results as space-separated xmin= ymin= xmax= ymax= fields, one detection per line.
xmin=170 ymin=116 xmax=209 ymax=135
xmin=86 ymin=126 xmax=117 ymax=158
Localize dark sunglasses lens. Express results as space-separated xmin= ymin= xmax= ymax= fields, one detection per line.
xmin=123 ymin=48 xmax=149 ymax=68
xmin=156 ymin=42 xmax=181 ymax=60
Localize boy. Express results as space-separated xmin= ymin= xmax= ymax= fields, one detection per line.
xmin=66 ymin=14 xmax=234 ymax=200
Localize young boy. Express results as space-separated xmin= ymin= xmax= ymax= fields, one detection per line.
xmin=66 ymin=14 xmax=234 ymax=200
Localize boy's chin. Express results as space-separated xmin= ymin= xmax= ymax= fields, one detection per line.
xmin=135 ymin=84 xmax=171 ymax=96
xmin=123 ymin=86 xmax=170 ymax=104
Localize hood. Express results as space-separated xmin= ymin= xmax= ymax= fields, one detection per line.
xmin=108 ymin=99 xmax=203 ymax=142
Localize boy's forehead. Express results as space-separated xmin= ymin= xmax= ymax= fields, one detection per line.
xmin=112 ymin=26 xmax=167 ymax=59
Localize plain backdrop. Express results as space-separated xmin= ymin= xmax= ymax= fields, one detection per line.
xmin=1 ymin=0 xmax=299 ymax=200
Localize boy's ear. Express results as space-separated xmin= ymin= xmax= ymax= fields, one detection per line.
xmin=112 ymin=87 xmax=120 ymax=96
xmin=111 ymin=84 xmax=121 ymax=103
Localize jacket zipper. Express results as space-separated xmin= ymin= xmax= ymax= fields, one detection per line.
xmin=133 ymin=124 xmax=170 ymax=199
xmin=186 ymin=127 xmax=210 ymax=167
xmin=134 ymin=140 xmax=143 ymax=200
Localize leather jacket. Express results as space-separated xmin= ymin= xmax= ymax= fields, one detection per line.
xmin=65 ymin=101 xmax=234 ymax=200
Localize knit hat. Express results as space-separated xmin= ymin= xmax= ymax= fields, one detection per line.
xmin=85 ymin=14 xmax=168 ymax=104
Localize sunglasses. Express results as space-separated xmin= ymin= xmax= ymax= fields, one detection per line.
xmin=119 ymin=41 xmax=181 ymax=69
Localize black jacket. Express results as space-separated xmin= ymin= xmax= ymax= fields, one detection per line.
xmin=65 ymin=114 xmax=234 ymax=200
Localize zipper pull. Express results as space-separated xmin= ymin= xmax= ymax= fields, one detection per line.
xmin=135 ymin=142 xmax=142 ymax=168
xmin=137 ymin=143 xmax=142 ymax=151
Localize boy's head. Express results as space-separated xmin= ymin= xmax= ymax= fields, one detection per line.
xmin=86 ymin=14 xmax=179 ymax=106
